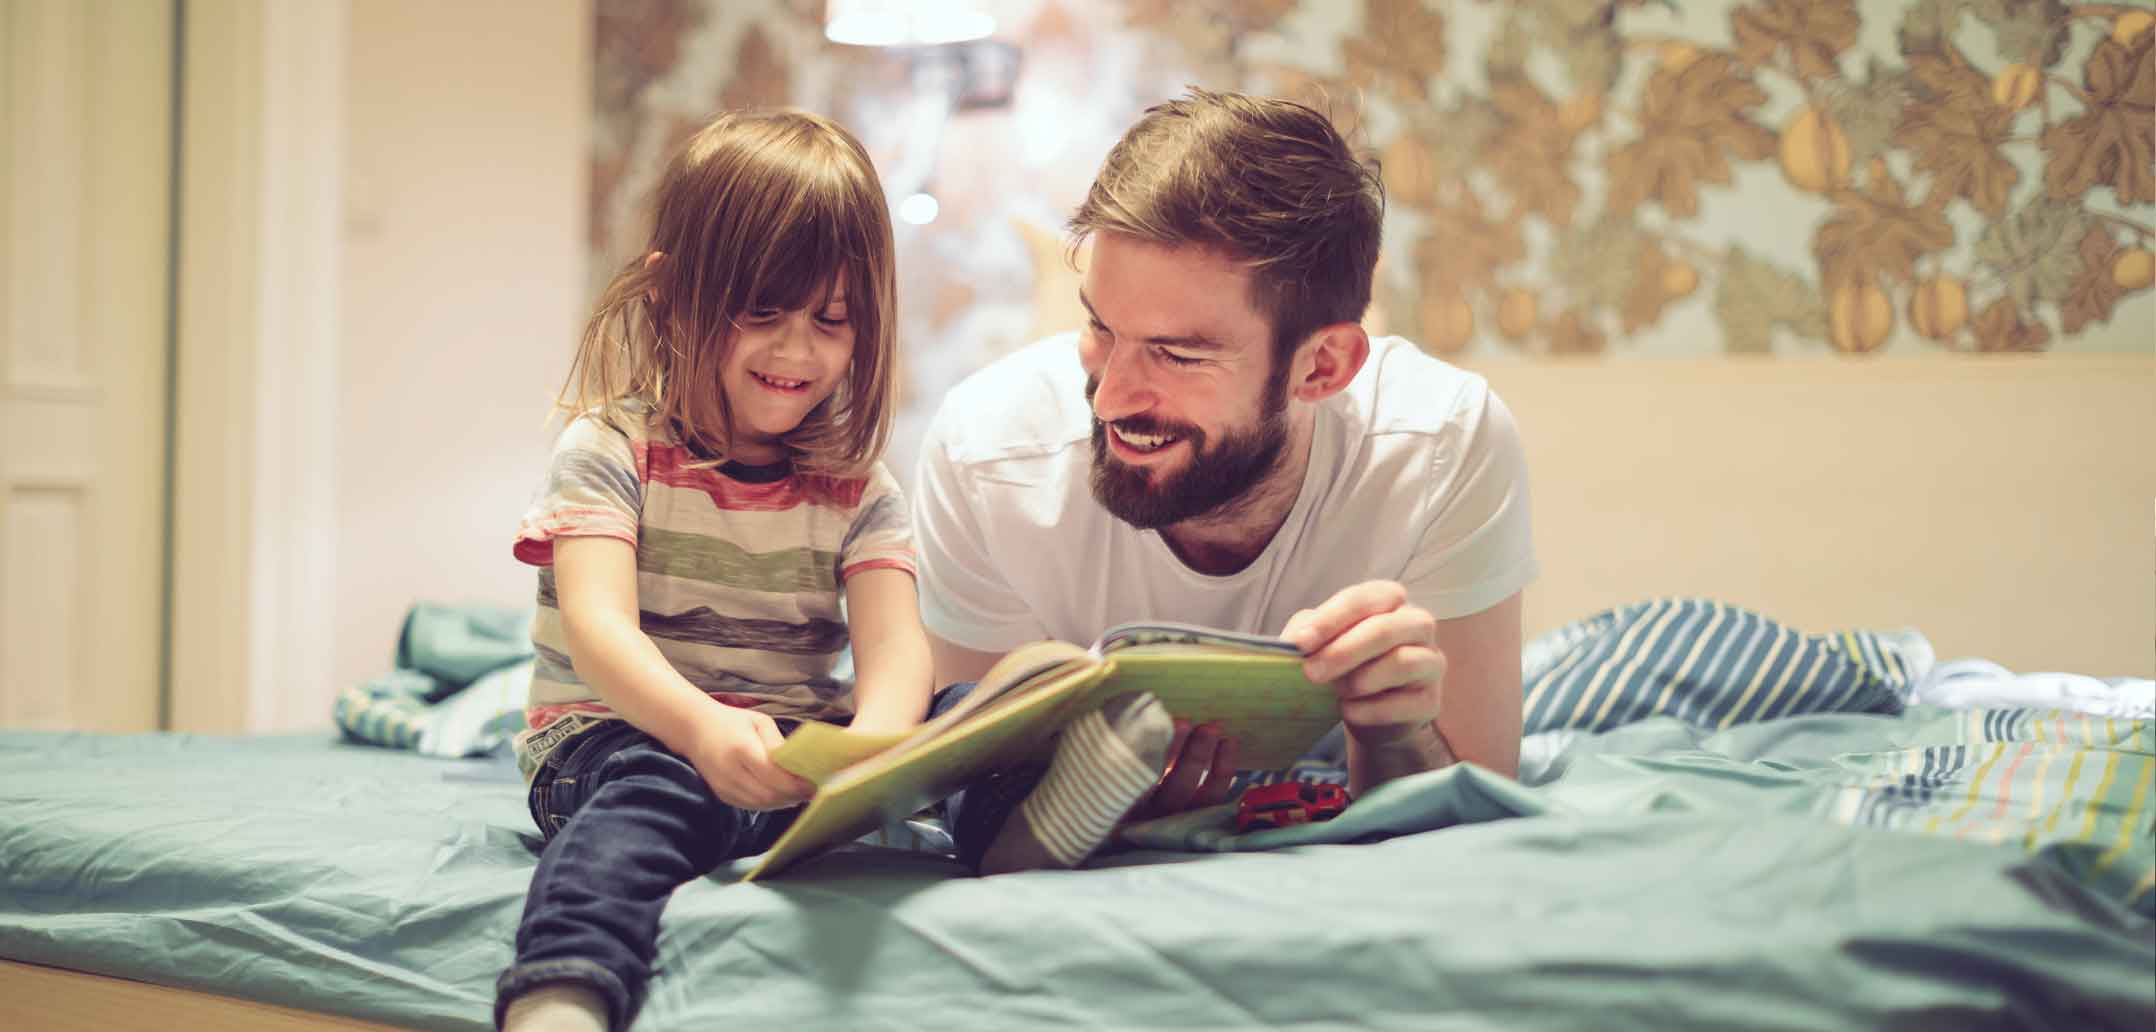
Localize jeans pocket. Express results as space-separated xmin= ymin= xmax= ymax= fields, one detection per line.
xmin=544 ymin=771 xmax=582 ymax=831
xmin=537 ymin=722 xmax=635 ymax=833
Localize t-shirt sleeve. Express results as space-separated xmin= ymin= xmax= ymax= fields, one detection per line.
xmin=512 ymin=414 xmax=643 ymax=567
xmin=910 ymin=409 xmax=1050 ymax=652
xmin=839 ymin=464 xmax=918 ymax=581
xmin=1400 ymin=386 xmax=1539 ymax=620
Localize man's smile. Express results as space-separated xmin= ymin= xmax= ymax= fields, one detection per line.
xmin=1105 ymin=423 xmax=1185 ymax=462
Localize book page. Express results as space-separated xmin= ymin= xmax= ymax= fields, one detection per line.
xmin=772 ymin=723 xmax=912 ymax=784
xmin=1095 ymin=621 xmax=1303 ymax=656
xmin=1096 ymin=649 xmax=1339 ymax=770
xmin=748 ymin=630 xmax=1339 ymax=879
xmin=767 ymin=640 xmax=1093 ymax=784
xmin=916 ymin=640 xmax=1095 ymax=733
xmin=747 ymin=660 xmax=1108 ymax=879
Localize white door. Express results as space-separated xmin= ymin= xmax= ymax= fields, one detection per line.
xmin=0 ymin=0 xmax=173 ymax=731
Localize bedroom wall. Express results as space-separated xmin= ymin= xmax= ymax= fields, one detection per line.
xmin=334 ymin=1 xmax=590 ymax=697
xmin=1483 ymin=356 xmax=2154 ymax=677
xmin=582 ymin=0 xmax=2153 ymax=679
xmin=112 ymin=0 xmax=2139 ymax=732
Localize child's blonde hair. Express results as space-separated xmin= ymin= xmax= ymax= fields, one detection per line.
xmin=561 ymin=109 xmax=898 ymax=476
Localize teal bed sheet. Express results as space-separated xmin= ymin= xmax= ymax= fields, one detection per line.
xmin=2 ymin=710 xmax=2151 ymax=1031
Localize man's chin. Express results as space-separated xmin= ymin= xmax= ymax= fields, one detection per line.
xmin=1097 ymin=449 xmax=1178 ymax=482
xmin=1091 ymin=463 xmax=1229 ymax=530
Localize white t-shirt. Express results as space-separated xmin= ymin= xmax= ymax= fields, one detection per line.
xmin=913 ymin=332 xmax=1538 ymax=652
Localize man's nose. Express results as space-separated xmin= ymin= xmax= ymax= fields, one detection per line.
xmin=1087 ymin=339 xmax=1153 ymax=423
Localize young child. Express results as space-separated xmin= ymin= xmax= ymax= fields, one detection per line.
xmin=496 ymin=109 xmax=929 ymax=1032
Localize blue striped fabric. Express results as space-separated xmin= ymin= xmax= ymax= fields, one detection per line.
xmin=334 ymin=672 xmax=431 ymax=750
xmin=1824 ymin=708 xmax=2155 ymax=914
xmin=1521 ymin=598 xmax=1911 ymax=736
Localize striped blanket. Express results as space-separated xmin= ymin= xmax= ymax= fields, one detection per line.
xmin=1827 ymin=707 xmax=2154 ymax=912
xmin=1123 ymin=704 xmax=2156 ymax=917
xmin=1128 ymin=598 xmax=2153 ymax=917
xmin=1522 ymin=597 xmax=1916 ymax=734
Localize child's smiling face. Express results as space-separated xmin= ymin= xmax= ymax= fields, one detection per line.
xmin=719 ymin=276 xmax=855 ymax=463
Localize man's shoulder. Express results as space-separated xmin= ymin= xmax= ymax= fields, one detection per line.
xmin=932 ymin=333 xmax=1092 ymax=467
xmin=1336 ymin=335 xmax=1494 ymax=439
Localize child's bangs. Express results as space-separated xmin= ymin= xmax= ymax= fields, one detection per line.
xmin=743 ymin=173 xmax=874 ymax=315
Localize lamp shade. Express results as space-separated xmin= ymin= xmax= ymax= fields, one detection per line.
xmin=825 ymin=0 xmax=995 ymax=47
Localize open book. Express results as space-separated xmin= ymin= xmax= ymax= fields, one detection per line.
xmin=744 ymin=622 xmax=1341 ymax=880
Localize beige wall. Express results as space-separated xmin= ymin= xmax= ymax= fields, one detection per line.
xmin=322 ymin=2 xmax=2149 ymax=708
xmin=337 ymin=1 xmax=589 ymax=692
xmin=1484 ymin=356 xmax=2156 ymax=678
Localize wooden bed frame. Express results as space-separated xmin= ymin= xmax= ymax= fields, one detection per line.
xmin=2 ymin=958 xmax=405 ymax=1032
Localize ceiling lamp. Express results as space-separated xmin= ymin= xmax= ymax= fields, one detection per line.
xmin=825 ymin=0 xmax=996 ymax=47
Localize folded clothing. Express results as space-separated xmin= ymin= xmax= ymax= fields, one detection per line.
xmin=333 ymin=602 xmax=536 ymax=757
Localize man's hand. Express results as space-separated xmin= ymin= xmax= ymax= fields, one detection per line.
xmin=1280 ymin=581 xmax=1456 ymax=792
xmin=1136 ymin=580 xmax=1453 ymax=817
xmin=1282 ymin=581 xmax=1447 ymax=737
xmin=684 ymin=704 xmax=816 ymax=811
xmin=1131 ymin=718 xmax=1240 ymax=819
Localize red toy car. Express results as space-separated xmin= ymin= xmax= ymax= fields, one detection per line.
xmin=1234 ymin=781 xmax=1351 ymax=833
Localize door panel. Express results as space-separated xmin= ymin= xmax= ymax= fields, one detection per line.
xmin=0 ymin=0 xmax=173 ymax=731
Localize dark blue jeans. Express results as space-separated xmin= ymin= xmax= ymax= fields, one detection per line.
xmin=495 ymin=719 xmax=800 ymax=1031
xmin=495 ymin=689 xmax=1039 ymax=1029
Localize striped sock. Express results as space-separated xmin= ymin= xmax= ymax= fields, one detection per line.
xmin=981 ymin=692 xmax=1171 ymax=873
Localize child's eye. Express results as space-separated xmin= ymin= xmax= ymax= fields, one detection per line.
xmin=740 ymin=308 xmax=781 ymax=325
xmin=816 ymin=313 xmax=850 ymax=329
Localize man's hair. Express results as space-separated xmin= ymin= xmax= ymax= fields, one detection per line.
xmin=560 ymin=109 xmax=898 ymax=476
xmin=1068 ymin=88 xmax=1385 ymax=368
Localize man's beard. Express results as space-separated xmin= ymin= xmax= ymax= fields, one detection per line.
xmin=1087 ymin=371 xmax=1291 ymax=530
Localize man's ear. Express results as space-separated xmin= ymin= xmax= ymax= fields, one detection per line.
xmin=1289 ymin=323 xmax=1370 ymax=402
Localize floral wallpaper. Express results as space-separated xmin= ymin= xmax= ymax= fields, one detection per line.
xmin=592 ymin=0 xmax=2154 ymax=461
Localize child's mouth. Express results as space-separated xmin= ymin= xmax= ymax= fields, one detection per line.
xmin=751 ymin=371 xmax=810 ymax=394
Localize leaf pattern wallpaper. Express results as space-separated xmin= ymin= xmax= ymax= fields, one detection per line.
xmin=591 ymin=0 xmax=2154 ymax=446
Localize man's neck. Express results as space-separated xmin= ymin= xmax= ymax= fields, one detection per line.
xmin=1157 ymin=412 xmax=1314 ymax=577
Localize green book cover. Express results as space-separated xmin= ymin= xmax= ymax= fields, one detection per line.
xmin=745 ymin=624 xmax=1339 ymax=880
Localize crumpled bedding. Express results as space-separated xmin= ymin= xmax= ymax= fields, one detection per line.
xmin=3 ymin=707 xmax=2150 ymax=1030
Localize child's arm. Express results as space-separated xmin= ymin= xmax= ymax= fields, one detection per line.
xmin=841 ymin=566 xmax=933 ymax=736
xmin=552 ymin=536 xmax=814 ymax=810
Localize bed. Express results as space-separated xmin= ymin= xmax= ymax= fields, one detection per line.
xmin=4 ymin=604 xmax=2152 ymax=1030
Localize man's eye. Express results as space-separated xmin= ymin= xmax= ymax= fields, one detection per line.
xmin=1156 ymin=347 xmax=1202 ymax=367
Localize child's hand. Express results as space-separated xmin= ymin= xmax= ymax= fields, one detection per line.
xmin=685 ymin=705 xmax=816 ymax=811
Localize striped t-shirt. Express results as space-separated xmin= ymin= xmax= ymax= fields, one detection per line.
xmin=509 ymin=410 xmax=915 ymax=775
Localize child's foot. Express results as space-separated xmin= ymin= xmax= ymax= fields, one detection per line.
xmin=501 ymin=982 xmax=609 ymax=1032
xmin=979 ymin=692 xmax=1172 ymax=874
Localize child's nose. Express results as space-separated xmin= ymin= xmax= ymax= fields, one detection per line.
xmin=772 ymin=312 xmax=812 ymax=353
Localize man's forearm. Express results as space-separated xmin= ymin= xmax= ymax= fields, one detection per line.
xmin=1345 ymin=720 xmax=1455 ymax=796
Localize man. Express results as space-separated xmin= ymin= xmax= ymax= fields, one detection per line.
xmin=914 ymin=89 xmax=1536 ymax=872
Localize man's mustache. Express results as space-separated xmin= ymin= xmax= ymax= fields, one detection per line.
xmin=1085 ymin=376 xmax=1201 ymax=444
xmin=1094 ymin=415 xmax=1199 ymax=441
